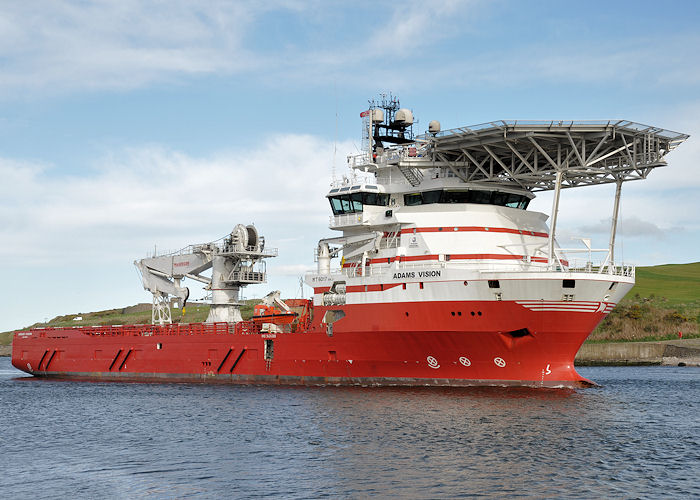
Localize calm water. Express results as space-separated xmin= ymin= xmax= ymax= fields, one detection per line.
xmin=1 ymin=357 xmax=698 ymax=499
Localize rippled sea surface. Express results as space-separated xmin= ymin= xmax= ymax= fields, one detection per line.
xmin=1 ymin=357 xmax=699 ymax=499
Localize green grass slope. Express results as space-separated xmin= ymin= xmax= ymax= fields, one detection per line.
xmin=630 ymin=262 xmax=700 ymax=304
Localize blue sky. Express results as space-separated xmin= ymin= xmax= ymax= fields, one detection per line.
xmin=2 ymin=0 xmax=699 ymax=332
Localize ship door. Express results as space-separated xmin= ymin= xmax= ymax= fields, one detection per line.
xmin=264 ymin=339 xmax=274 ymax=361
xmin=264 ymin=339 xmax=274 ymax=372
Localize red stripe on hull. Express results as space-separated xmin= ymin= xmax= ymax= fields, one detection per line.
xmin=12 ymin=301 xmax=605 ymax=388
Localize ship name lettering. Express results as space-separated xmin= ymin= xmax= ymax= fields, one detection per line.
xmin=393 ymin=272 xmax=415 ymax=279
xmin=418 ymin=270 xmax=441 ymax=278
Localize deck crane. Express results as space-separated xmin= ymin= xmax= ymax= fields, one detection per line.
xmin=135 ymin=224 xmax=277 ymax=325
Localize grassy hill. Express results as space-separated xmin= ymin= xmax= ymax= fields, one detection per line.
xmin=2 ymin=263 xmax=698 ymax=346
xmin=630 ymin=263 xmax=700 ymax=304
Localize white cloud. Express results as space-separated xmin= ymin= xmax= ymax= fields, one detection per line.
xmin=0 ymin=134 xmax=349 ymax=265
xmin=579 ymin=216 xmax=682 ymax=238
xmin=0 ymin=1 xmax=270 ymax=93
xmin=3 ymin=1 xmax=698 ymax=97
xmin=365 ymin=0 xmax=479 ymax=58
xmin=1 ymin=134 xmax=353 ymax=331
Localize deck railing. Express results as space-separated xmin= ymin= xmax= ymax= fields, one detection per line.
xmin=336 ymin=258 xmax=635 ymax=278
xmin=23 ymin=321 xmax=266 ymax=338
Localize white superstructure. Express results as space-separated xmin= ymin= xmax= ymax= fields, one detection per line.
xmin=306 ymin=95 xmax=688 ymax=308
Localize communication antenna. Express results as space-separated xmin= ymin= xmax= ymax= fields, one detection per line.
xmin=332 ymin=82 xmax=338 ymax=182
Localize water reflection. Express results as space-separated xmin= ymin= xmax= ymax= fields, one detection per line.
xmin=2 ymin=359 xmax=698 ymax=499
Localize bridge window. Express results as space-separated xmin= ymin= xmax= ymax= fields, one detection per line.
xmin=350 ymin=193 xmax=363 ymax=212
xmin=422 ymin=190 xmax=442 ymax=204
xmin=404 ymin=193 xmax=423 ymax=206
xmin=330 ymin=197 xmax=343 ymax=214
xmin=363 ymin=192 xmax=389 ymax=206
xmin=405 ymin=190 xmax=444 ymax=205
xmin=402 ymin=189 xmax=530 ymax=209
xmin=441 ymin=191 xmax=471 ymax=204
xmin=328 ymin=192 xmax=389 ymax=215
xmin=340 ymin=196 xmax=352 ymax=213
xmin=493 ymin=192 xmax=530 ymax=209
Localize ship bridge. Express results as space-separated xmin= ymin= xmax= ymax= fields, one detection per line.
xmin=345 ymin=111 xmax=689 ymax=274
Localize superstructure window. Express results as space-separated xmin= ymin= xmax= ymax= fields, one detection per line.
xmin=404 ymin=193 xmax=423 ymax=206
xmin=468 ymin=190 xmax=492 ymax=204
xmin=402 ymin=189 xmax=530 ymax=209
xmin=364 ymin=192 xmax=387 ymax=206
xmin=350 ymin=193 xmax=363 ymax=212
xmin=493 ymin=192 xmax=530 ymax=209
xmin=330 ymin=197 xmax=343 ymax=214
xmin=442 ymin=191 xmax=471 ymax=204
xmin=328 ymin=192 xmax=389 ymax=215
xmin=340 ymin=196 xmax=352 ymax=213
xmin=422 ymin=190 xmax=442 ymax=204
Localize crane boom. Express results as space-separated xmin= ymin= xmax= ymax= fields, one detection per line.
xmin=135 ymin=224 xmax=278 ymax=325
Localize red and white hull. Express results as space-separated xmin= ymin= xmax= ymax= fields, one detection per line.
xmin=12 ymin=100 xmax=678 ymax=388
xmin=11 ymin=287 xmax=627 ymax=388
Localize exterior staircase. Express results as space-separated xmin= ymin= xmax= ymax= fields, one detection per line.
xmin=398 ymin=165 xmax=423 ymax=186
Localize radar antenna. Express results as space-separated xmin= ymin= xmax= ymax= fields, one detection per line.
xmin=362 ymin=93 xmax=416 ymax=155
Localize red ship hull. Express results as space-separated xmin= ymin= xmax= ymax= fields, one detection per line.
xmin=11 ymin=300 xmax=604 ymax=388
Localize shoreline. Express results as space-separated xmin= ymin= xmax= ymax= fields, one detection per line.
xmin=3 ymin=339 xmax=699 ymax=366
xmin=575 ymin=338 xmax=700 ymax=366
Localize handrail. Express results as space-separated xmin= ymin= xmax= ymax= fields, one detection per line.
xmin=22 ymin=321 xmax=267 ymax=338
xmin=335 ymin=258 xmax=635 ymax=278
